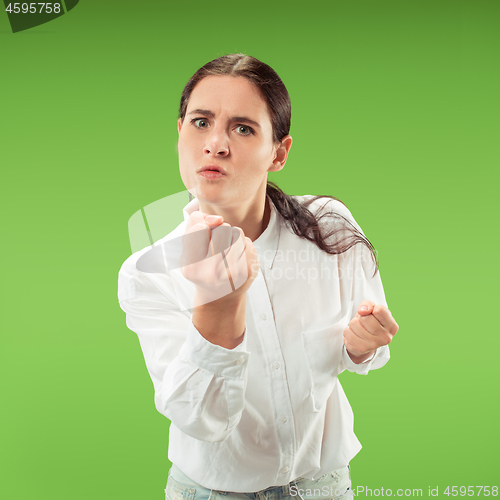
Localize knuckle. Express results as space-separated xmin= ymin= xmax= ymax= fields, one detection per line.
xmin=186 ymin=222 xmax=205 ymax=234
xmin=188 ymin=211 xmax=203 ymax=224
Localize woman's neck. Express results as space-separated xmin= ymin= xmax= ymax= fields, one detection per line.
xmin=198 ymin=194 xmax=271 ymax=242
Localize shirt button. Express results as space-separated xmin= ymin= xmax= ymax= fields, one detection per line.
xmin=234 ymin=357 xmax=244 ymax=365
xmin=273 ymin=362 xmax=281 ymax=370
xmin=281 ymin=466 xmax=289 ymax=474
xmin=260 ymin=313 xmax=268 ymax=321
xmin=279 ymin=416 xmax=287 ymax=424
xmin=189 ymin=488 xmax=195 ymax=494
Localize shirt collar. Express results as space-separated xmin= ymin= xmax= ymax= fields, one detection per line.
xmin=182 ymin=196 xmax=281 ymax=270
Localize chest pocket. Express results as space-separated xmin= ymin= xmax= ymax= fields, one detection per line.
xmin=302 ymin=303 xmax=353 ymax=412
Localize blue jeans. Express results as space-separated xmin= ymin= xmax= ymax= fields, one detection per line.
xmin=165 ymin=464 xmax=353 ymax=500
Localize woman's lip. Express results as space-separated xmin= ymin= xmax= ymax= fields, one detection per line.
xmin=199 ymin=165 xmax=226 ymax=174
xmin=199 ymin=170 xmax=225 ymax=180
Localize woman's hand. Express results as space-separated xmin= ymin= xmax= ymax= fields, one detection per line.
xmin=343 ymin=301 xmax=399 ymax=364
xmin=180 ymin=211 xmax=260 ymax=307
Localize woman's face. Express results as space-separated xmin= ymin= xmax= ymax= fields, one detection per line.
xmin=177 ymin=75 xmax=286 ymax=211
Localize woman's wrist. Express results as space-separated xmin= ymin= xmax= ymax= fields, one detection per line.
xmin=192 ymin=289 xmax=247 ymax=349
xmin=346 ymin=349 xmax=376 ymax=364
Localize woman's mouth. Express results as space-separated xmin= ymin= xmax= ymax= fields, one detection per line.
xmin=199 ymin=171 xmax=224 ymax=179
xmin=198 ymin=165 xmax=226 ymax=180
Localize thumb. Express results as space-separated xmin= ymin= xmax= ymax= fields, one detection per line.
xmin=358 ymin=300 xmax=375 ymax=316
xmin=204 ymin=214 xmax=224 ymax=226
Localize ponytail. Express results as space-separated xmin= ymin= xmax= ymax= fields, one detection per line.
xmin=266 ymin=182 xmax=379 ymax=277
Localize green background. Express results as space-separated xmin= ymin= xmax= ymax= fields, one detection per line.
xmin=1 ymin=0 xmax=499 ymax=498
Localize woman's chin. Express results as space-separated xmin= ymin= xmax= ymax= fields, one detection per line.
xmin=193 ymin=184 xmax=227 ymax=204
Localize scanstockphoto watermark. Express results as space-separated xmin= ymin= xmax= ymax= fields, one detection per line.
xmin=255 ymin=261 xmax=374 ymax=285
xmin=260 ymin=245 xmax=377 ymax=266
xmin=290 ymin=486 xmax=499 ymax=498
xmin=290 ymin=485 xmax=425 ymax=498
xmin=130 ymin=190 xmax=381 ymax=306
xmin=248 ymin=243 xmax=378 ymax=286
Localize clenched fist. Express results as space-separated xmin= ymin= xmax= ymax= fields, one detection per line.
xmin=180 ymin=211 xmax=260 ymax=307
xmin=343 ymin=300 xmax=399 ymax=364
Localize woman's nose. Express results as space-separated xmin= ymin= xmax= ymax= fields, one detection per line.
xmin=204 ymin=131 xmax=229 ymax=157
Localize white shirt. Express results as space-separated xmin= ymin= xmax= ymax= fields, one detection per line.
xmin=117 ymin=195 xmax=390 ymax=492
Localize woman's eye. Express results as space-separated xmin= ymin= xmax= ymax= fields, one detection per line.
xmin=193 ymin=118 xmax=209 ymax=128
xmin=236 ymin=125 xmax=253 ymax=136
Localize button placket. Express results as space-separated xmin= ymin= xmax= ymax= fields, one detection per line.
xmin=249 ymin=269 xmax=296 ymax=483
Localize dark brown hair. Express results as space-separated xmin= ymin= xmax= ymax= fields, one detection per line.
xmin=179 ymin=53 xmax=378 ymax=276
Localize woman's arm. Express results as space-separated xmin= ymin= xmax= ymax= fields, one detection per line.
xmin=339 ymin=241 xmax=397 ymax=373
xmin=318 ymin=198 xmax=398 ymax=373
xmin=180 ymin=210 xmax=260 ymax=350
xmin=192 ymin=293 xmax=247 ymax=349
xmin=118 ymin=254 xmax=250 ymax=443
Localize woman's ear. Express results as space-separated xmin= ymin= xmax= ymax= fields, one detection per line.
xmin=177 ymin=118 xmax=183 ymax=134
xmin=269 ymin=135 xmax=293 ymax=172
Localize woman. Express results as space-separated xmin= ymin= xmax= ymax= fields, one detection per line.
xmin=118 ymin=53 xmax=399 ymax=499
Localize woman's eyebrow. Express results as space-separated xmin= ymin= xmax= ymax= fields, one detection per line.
xmin=187 ymin=108 xmax=216 ymax=119
xmin=187 ymin=109 xmax=261 ymax=128
xmin=232 ymin=116 xmax=261 ymax=128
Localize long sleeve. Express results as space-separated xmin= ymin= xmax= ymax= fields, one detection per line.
xmin=341 ymin=234 xmax=391 ymax=374
xmin=118 ymin=251 xmax=250 ymax=442
xmin=321 ymin=200 xmax=391 ymax=375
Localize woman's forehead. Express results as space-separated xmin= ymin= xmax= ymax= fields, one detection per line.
xmin=187 ymin=75 xmax=271 ymax=121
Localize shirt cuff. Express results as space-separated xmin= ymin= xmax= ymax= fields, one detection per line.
xmin=178 ymin=322 xmax=250 ymax=378
xmin=342 ymin=344 xmax=390 ymax=375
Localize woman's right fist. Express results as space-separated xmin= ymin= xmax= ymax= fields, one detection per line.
xmin=179 ymin=211 xmax=260 ymax=306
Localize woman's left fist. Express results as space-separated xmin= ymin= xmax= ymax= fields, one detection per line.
xmin=343 ymin=300 xmax=399 ymax=364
